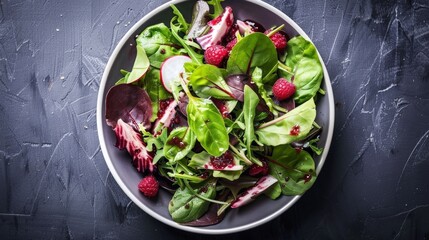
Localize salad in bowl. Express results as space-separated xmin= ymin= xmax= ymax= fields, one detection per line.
xmin=97 ymin=0 xmax=334 ymax=234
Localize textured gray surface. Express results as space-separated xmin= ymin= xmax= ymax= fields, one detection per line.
xmin=1 ymin=0 xmax=428 ymax=239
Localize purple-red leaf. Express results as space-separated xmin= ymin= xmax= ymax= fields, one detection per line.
xmin=114 ymin=119 xmax=154 ymax=173
xmin=105 ymin=84 xmax=152 ymax=130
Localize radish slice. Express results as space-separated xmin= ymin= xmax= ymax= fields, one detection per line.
xmin=160 ymin=55 xmax=192 ymax=93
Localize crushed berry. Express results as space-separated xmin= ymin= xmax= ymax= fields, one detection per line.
xmin=210 ymin=151 xmax=234 ymax=170
xmin=290 ymin=125 xmax=301 ymax=136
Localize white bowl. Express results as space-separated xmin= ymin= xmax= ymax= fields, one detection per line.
xmin=97 ymin=0 xmax=335 ymax=234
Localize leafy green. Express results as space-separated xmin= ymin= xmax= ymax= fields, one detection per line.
xmin=284 ymin=36 xmax=323 ymax=104
xmin=139 ymin=126 xmax=168 ymax=164
xmin=141 ymin=68 xmax=172 ymax=121
xmin=126 ymin=44 xmax=150 ymax=83
xmin=164 ymin=127 xmax=197 ymax=162
xmin=170 ymin=4 xmax=189 ymax=32
xmin=308 ymin=138 xmax=324 ymax=155
xmin=170 ymin=17 xmax=204 ymax=65
xmin=256 ymin=98 xmax=316 ymax=146
xmin=268 ymin=145 xmax=317 ymax=195
xmin=137 ymin=23 xmax=186 ymax=68
xmin=207 ymin=0 xmax=224 ymax=18
xmin=187 ymin=97 xmax=229 ymax=157
xmin=190 ymin=64 xmax=234 ymax=100
xmin=168 ymin=180 xmax=217 ymax=223
xmin=227 ymin=33 xmax=278 ymax=82
xmin=115 ymin=69 xmax=130 ymax=85
xmin=264 ymin=183 xmax=282 ymax=199
xmin=252 ymin=67 xmax=276 ymax=113
xmin=243 ymin=86 xmax=259 ymax=160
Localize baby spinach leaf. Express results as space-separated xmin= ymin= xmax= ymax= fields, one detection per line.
xmin=189 ymin=151 xmax=243 ymax=171
xmin=264 ymin=182 xmax=282 ymax=200
xmin=164 ymin=127 xmax=196 ymax=162
xmin=190 ymin=64 xmax=234 ymax=100
xmin=285 ymin=36 xmax=323 ymax=104
xmin=137 ymin=23 xmax=186 ymax=69
xmin=255 ymin=98 xmax=316 ymax=146
xmin=168 ymin=179 xmax=217 ymax=223
xmin=126 ymin=44 xmax=150 ymax=83
xmin=187 ymin=97 xmax=229 ymax=157
xmin=141 ymin=68 xmax=172 ymax=121
xmin=227 ymin=33 xmax=277 ymax=82
xmin=268 ymin=145 xmax=317 ymax=195
xmin=243 ymin=85 xmax=259 ymax=159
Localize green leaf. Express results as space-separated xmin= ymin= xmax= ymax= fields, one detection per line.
xmin=227 ymin=33 xmax=278 ymax=82
xmin=170 ymin=17 xmax=204 ymax=65
xmin=126 ymin=44 xmax=150 ymax=83
xmin=170 ymin=4 xmax=189 ymax=32
xmin=268 ymin=145 xmax=317 ymax=195
xmin=168 ymin=180 xmax=216 ymax=223
xmin=164 ymin=127 xmax=197 ymax=162
xmin=137 ymin=23 xmax=186 ymax=69
xmin=189 ymin=151 xmax=243 ymax=171
xmin=256 ymin=98 xmax=316 ymax=146
xmin=264 ymin=183 xmax=282 ymax=200
xmin=207 ymin=0 xmax=224 ymax=18
xmin=243 ymin=85 xmax=259 ymax=160
xmin=141 ymin=68 xmax=172 ymax=121
xmin=213 ymin=170 xmax=242 ymax=181
xmin=285 ymin=36 xmax=323 ymax=104
xmin=187 ymin=98 xmax=229 ymax=157
xmin=252 ymin=67 xmax=276 ymax=114
xmin=190 ymin=64 xmax=234 ymax=100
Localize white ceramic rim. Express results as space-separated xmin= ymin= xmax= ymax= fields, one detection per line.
xmin=96 ymin=0 xmax=335 ymax=235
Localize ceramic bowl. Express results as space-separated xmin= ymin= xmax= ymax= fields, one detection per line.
xmin=97 ymin=0 xmax=334 ymax=234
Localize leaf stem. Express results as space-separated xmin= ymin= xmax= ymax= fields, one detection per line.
xmin=229 ymin=144 xmax=253 ymax=166
xmin=266 ymin=24 xmax=285 ymax=38
xmin=184 ymin=180 xmax=228 ymax=205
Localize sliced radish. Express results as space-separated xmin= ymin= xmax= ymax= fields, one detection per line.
xmin=160 ymin=55 xmax=192 ymax=93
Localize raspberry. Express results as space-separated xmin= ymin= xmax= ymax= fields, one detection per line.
xmin=226 ymin=38 xmax=237 ymax=52
xmin=248 ymin=160 xmax=269 ymax=177
xmin=272 ymin=78 xmax=296 ymax=101
xmin=138 ymin=175 xmax=159 ymax=197
xmin=265 ymin=30 xmax=287 ymax=51
xmin=204 ymin=45 xmax=229 ymax=67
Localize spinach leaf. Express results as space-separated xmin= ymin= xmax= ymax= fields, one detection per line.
xmin=264 ymin=183 xmax=282 ymax=200
xmin=137 ymin=23 xmax=186 ymax=69
xmin=227 ymin=33 xmax=277 ymax=82
xmin=164 ymin=127 xmax=196 ymax=162
xmin=141 ymin=68 xmax=172 ymax=121
xmin=168 ymin=180 xmax=217 ymax=223
xmin=190 ymin=64 xmax=234 ymax=100
xmin=126 ymin=44 xmax=150 ymax=83
xmin=268 ymin=145 xmax=317 ymax=195
xmin=285 ymin=36 xmax=323 ymax=104
xmin=243 ymin=85 xmax=259 ymax=159
xmin=255 ymin=98 xmax=316 ymax=146
xmin=187 ymin=97 xmax=229 ymax=157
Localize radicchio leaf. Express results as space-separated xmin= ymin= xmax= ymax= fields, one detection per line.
xmin=230 ymin=175 xmax=278 ymax=208
xmin=114 ymin=119 xmax=154 ymax=173
xmin=105 ymin=84 xmax=152 ymax=130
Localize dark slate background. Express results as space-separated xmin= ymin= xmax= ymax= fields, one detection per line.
xmin=1 ymin=0 xmax=429 ymax=239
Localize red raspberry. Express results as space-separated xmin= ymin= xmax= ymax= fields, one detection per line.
xmin=272 ymin=78 xmax=296 ymax=100
xmin=265 ymin=30 xmax=287 ymax=51
xmin=138 ymin=175 xmax=159 ymax=198
xmin=248 ymin=160 xmax=269 ymax=177
xmin=204 ymin=45 xmax=229 ymax=67
xmin=226 ymin=38 xmax=237 ymax=52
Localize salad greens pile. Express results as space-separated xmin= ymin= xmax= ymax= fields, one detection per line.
xmin=105 ymin=0 xmax=325 ymax=226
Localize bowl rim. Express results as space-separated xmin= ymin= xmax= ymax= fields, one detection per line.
xmin=97 ymin=0 xmax=335 ymax=235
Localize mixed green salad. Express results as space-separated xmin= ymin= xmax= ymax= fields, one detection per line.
xmin=105 ymin=0 xmax=325 ymax=226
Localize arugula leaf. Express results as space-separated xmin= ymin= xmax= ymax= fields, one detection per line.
xmin=190 ymin=64 xmax=235 ymax=100
xmin=284 ymin=36 xmax=323 ymax=104
xmin=268 ymin=145 xmax=317 ymax=195
xmin=168 ymin=179 xmax=217 ymax=223
xmin=207 ymin=0 xmax=224 ymax=18
xmin=252 ymin=67 xmax=276 ymax=114
xmin=243 ymin=86 xmax=259 ymax=160
xmin=137 ymin=23 xmax=186 ymax=69
xmin=227 ymin=33 xmax=277 ymax=82
xmin=164 ymin=127 xmax=196 ymax=162
xmin=308 ymin=138 xmax=324 ymax=155
xmin=170 ymin=17 xmax=204 ymax=65
xmin=256 ymin=98 xmax=316 ymax=146
xmin=170 ymin=4 xmax=189 ymax=32
xmin=187 ymin=97 xmax=229 ymax=157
